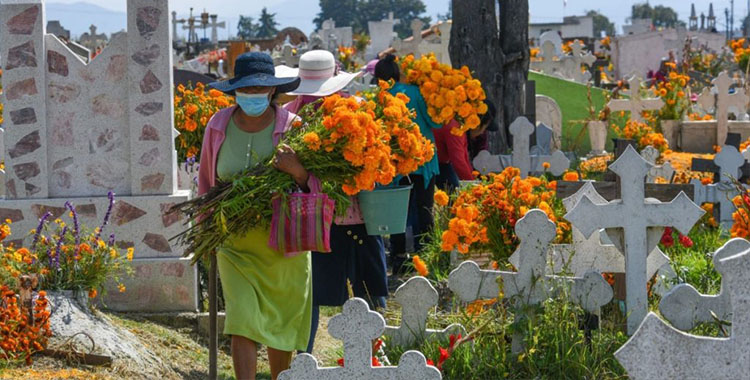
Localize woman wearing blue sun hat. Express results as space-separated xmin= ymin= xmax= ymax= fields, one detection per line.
xmin=198 ymin=52 xmax=311 ymax=380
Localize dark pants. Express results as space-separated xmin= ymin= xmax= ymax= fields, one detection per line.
xmin=436 ymin=162 xmax=460 ymax=194
xmin=390 ymin=174 xmax=435 ymax=274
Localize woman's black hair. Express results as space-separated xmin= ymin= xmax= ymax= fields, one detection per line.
xmin=480 ymin=101 xmax=498 ymax=131
xmin=375 ymin=54 xmax=400 ymax=82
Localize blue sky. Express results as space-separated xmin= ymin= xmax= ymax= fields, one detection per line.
xmin=46 ymin=0 xmax=748 ymax=39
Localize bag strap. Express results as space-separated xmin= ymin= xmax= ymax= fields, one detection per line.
xmin=307 ymin=175 xmax=322 ymax=194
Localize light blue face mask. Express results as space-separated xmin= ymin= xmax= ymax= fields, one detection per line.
xmin=236 ymin=92 xmax=271 ymax=116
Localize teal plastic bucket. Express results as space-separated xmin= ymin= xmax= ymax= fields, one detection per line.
xmin=358 ymin=185 xmax=412 ymax=236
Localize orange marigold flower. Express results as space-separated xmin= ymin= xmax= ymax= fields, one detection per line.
xmin=563 ymin=171 xmax=580 ymax=181
xmin=434 ymin=190 xmax=449 ymax=207
xmin=413 ymin=255 xmax=429 ymax=277
xmin=88 ymin=289 xmax=98 ymax=298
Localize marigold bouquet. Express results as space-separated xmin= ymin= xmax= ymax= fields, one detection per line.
xmin=441 ymin=167 xmax=570 ymax=261
xmin=338 ymin=45 xmax=360 ymax=72
xmin=399 ymin=54 xmax=487 ymax=135
xmin=174 ymin=82 xmax=235 ymax=161
xmin=172 ymin=82 xmax=434 ymax=262
xmin=0 ymin=286 xmax=51 ymax=365
xmin=613 ymin=120 xmax=669 ymax=152
xmin=0 ymin=194 xmax=133 ymax=297
xmin=652 ymin=64 xmax=691 ymax=121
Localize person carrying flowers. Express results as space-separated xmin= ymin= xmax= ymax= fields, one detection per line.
xmin=374 ymin=54 xmax=442 ymax=276
xmin=279 ymin=50 xmax=389 ymax=354
xmin=198 ymin=52 xmax=313 ymax=380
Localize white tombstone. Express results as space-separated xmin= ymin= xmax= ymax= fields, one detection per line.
xmin=509 ymin=182 xmax=669 ymax=281
xmin=318 ymin=18 xmax=353 ymax=51
xmin=697 ymin=71 xmax=750 ymax=154
xmin=587 ymin=120 xmax=608 ymax=156
xmin=383 ymin=276 xmax=466 ymax=347
xmin=615 ymin=245 xmax=750 ymax=379
xmin=278 ymin=298 xmax=441 ymax=380
xmin=448 ymin=209 xmax=613 ymax=352
xmin=535 ymin=95 xmax=562 ymax=150
xmin=559 ymin=42 xmax=595 ymax=84
xmin=533 ymin=40 xmax=563 ymax=77
xmin=539 ymin=31 xmax=563 ymax=56
xmin=472 ymin=117 xmax=570 ymax=177
xmin=690 ymin=144 xmax=745 ymax=229
xmin=416 ymin=22 xmax=451 ymax=65
xmin=640 ymin=146 xmax=674 ymax=183
xmin=391 ymin=19 xmax=423 ymax=58
xmin=659 ymin=238 xmax=750 ymax=331
xmin=367 ymin=12 xmax=398 ymax=60
xmin=564 ymin=145 xmax=704 ymax=334
xmin=0 ymin=0 xmax=194 ymax=312
xmin=607 ymin=76 xmax=664 ymax=123
xmin=207 ymin=15 xmax=225 ymax=44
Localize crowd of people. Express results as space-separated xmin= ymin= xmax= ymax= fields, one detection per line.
xmin=200 ymin=50 xmax=496 ymax=379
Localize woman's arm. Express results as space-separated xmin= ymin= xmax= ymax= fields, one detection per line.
xmin=273 ymin=144 xmax=310 ymax=191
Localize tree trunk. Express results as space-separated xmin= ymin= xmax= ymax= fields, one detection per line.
xmin=500 ymin=0 xmax=530 ymax=150
xmin=449 ymin=0 xmax=509 ymax=153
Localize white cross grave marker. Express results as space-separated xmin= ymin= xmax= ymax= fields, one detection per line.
xmin=278 ymin=298 xmax=441 ymax=380
xmin=690 ymin=144 xmax=745 ymax=229
xmin=448 ymin=209 xmax=613 ymax=351
xmin=697 ymin=71 xmax=749 ymax=148
xmin=392 ymin=19 xmax=423 ymax=58
xmin=471 ymin=117 xmax=570 ymax=177
xmin=659 ymin=238 xmax=750 ymax=331
xmin=384 ymin=276 xmax=466 ymax=347
xmin=640 ymin=146 xmax=675 ymax=183
xmin=539 ymin=31 xmax=563 ymax=56
xmin=509 ymin=182 xmax=669 ymax=281
xmin=607 ymin=76 xmax=664 ymax=123
xmin=535 ymin=40 xmax=561 ymax=77
xmin=559 ymin=42 xmax=595 ymax=84
xmin=208 ymin=15 xmax=225 ymax=44
xmin=564 ymin=145 xmax=705 ymax=334
xmin=615 ymin=244 xmax=750 ymax=379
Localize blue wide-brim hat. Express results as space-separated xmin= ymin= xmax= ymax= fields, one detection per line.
xmin=209 ymin=52 xmax=300 ymax=95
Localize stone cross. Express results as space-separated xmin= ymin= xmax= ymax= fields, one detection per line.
xmin=182 ymin=17 xmax=197 ymax=44
xmin=640 ymin=146 xmax=675 ymax=183
xmin=529 ymin=123 xmax=552 ymax=156
xmin=319 ymin=18 xmax=353 ymax=50
xmin=690 ymin=144 xmax=745 ymax=229
xmin=539 ymin=30 xmax=562 ymax=56
xmin=535 ymin=40 xmax=561 ymax=77
xmin=560 ymin=42 xmax=595 ymax=83
xmin=208 ymin=15 xmax=225 ymax=44
xmin=509 ymin=182 xmax=669 ymax=281
xmin=391 ymin=19 xmax=423 ymax=58
xmin=472 ymin=117 xmax=570 ymax=177
xmin=383 ymin=276 xmax=466 ymax=347
xmin=564 ymin=145 xmax=704 ymax=334
xmin=659 ymin=238 xmax=750 ymax=331
xmin=278 ymin=298 xmax=441 ymax=380
xmin=697 ymin=71 xmax=750 ymax=156
xmin=448 ymin=210 xmax=613 ymax=351
xmin=607 ymin=76 xmax=664 ymax=123
xmin=416 ymin=22 xmax=451 ymax=65
xmin=615 ymin=244 xmax=750 ymax=379
xmin=171 ymin=11 xmax=185 ymax=42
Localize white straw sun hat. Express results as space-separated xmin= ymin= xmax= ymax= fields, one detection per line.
xmin=275 ymin=50 xmax=361 ymax=96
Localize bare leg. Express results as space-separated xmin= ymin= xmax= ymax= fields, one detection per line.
xmin=231 ymin=335 xmax=257 ymax=380
xmin=267 ymin=347 xmax=293 ymax=380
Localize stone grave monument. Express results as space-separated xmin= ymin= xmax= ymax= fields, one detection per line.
xmin=0 ymin=0 xmax=195 ymax=312
xmin=690 ymin=144 xmax=745 ymax=229
xmin=607 ymin=76 xmax=664 ymax=123
xmin=640 ymin=146 xmax=675 ymax=183
xmin=317 ymin=19 xmax=353 ymax=52
xmin=696 ymin=71 xmax=750 ymax=154
xmin=615 ymin=244 xmax=750 ymax=379
xmin=534 ymin=95 xmax=562 ymax=150
xmin=278 ymin=298 xmax=441 ymax=380
xmin=565 ymin=145 xmax=704 ymax=334
xmin=367 ymin=12 xmax=398 ymax=60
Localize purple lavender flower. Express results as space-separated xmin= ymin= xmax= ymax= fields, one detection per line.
xmin=64 ymin=201 xmax=80 ymax=247
xmin=96 ymin=192 xmax=115 ymax=239
xmin=55 ymin=226 xmax=68 ymax=269
xmin=32 ymin=211 xmax=52 ymax=248
xmin=108 ymin=233 xmax=116 ymax=246
xmin=46 ymin=246 xmax=53 ymax=268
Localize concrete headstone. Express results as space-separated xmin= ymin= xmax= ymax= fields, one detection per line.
xmin=539 ymin=31 xmax=563 ymax=56
xmin=640 ymin=146 xmax=675 ymax=183
xmin=535 ymin=95 xmax=562 ymax=150
xmin=564 ymin=145 xmax=704 ymax=334
xmin=690 ymin=144 xmax=745 ymax=229
xmin=607 ymin=76 xmax=664 ymax=123
xmin=697 ymin=72 xmax=750 ymax=157
xmin=587 ymin=120 xmax=608 ymax=156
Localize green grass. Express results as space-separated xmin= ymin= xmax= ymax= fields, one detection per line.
xmin=530 ymin=72 xmax=614 ymax=155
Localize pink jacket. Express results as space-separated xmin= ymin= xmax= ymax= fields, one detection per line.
xmin=197 ymin=105 xmax=311 ymax=196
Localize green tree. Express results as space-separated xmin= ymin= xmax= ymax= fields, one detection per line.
xmin=315 ymin=0 xmax=431 ymax=38
xmin=587 ymin=10 xmax=615 ymax=37
xmin=256 ymin=7 xmax=279 ymax=38
xmin=237 ymin=15 xmax=258 ymax=39
xmin=630 ymin=3 xmax=685 ymax=28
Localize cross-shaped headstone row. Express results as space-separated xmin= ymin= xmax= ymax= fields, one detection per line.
xmin=658 ymin=237 xmax=750 ymax=331
xmin=472 ymin=117 xmax=571 ymax=178
xmin=615 ymin=242 xmax=750 ymax=379
xmin=383 ymin=276 xmax=466 ymax=347
xmin=448 ymin=209 xmax=613 ymax=352
xmin=565 ymin=145 xmax=705 ymax=334
xmin=691 ymin=143 xmax=749 ymax=228
xmin=639 ymin=146 xmax=675 ymax=184
xmin=697 ymin=71 xmax=749 ymax=148
xmin=607 ymin=76 xmax=664 ymax=123
xmin=278 ymin=298 xmax=441 ymax=380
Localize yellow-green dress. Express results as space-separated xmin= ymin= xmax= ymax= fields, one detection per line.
xmin=216 ymin=116 xmax=312 ymax=351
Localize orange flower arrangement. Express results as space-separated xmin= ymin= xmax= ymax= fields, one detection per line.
xmin=174 ymin=82 xmax=235 ymax=161
xmin=651 ymin=69 xmax=691 ymax=120
xmin=732 ymin=191 xmax=750 ymax=238
xmin=614 ymin=120 xmax=669 ymax=152
xmin=0 ymin=287 xmax=51 ymax=364
xmin=412 ymin=255 xmax=429 ymax=277
xmin=441 ymin=167 xmax=570 ymax=260
xmin=338 ymin=45 xmax=359 ymax=72
xmin=399 ymin=54 xmax=487 ymax=135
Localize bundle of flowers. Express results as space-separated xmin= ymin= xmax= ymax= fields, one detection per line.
xmin=440 ymin=167 xmax=570 ymax=261
xmin=651 ymin=63 xmax=691 ymax=121
xmin=338 ymin=45 xmax=359 ymax=72
xmin=730 ymin=38 xmax=750 ymax=72
xmin=0 ymin=286 xmax=51 ymax=365
xmin=0 ymin=194 xmax=133 ymax=298
xmin=399 ymin=54 xmax=487 ymax=135
xmin=174 ymin=82 xmax=234 ymax=161
xmin=172 ymin=82 xmax=434 ymax=262
xmin=613 ymin=120 xmax=668 ymax=152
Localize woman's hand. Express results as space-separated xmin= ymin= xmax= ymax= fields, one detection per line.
xmin=273 ymin=144 xmax=310 ymax=189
